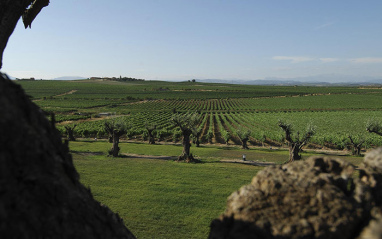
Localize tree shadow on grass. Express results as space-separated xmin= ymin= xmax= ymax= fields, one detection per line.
xmin=71 ymin=150 xmax=105 ymax=156
xmin=119 ymin=153 xmax=177 ymax=161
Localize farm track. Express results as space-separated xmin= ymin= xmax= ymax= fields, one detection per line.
xmin=123 ymin=153 xmax=276 ymax=166
xmin=220 ymin=159 xmax=276 ymax=166
xmin=55 ymin=90 xmax=78 ymax=97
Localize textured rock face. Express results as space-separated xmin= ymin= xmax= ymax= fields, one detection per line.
xmin=209 ymin=150 xmax=382 ymax=239
xmin=0 ymin=74 xmax=136 ymax=238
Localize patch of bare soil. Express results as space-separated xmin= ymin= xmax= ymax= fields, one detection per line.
xmin=120 ymin=99 xmax=164 ymax=105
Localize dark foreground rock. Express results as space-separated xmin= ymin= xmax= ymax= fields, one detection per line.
xmin=0 ymin=73 xmax=136 ymax=238
xmin=209 ymin=149 xmax=382 ymax=239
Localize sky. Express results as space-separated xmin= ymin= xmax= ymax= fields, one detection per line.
xmin=2 ymin=0 xmax=382 ymax=81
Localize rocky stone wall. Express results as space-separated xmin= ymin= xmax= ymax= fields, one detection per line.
xmin=209 ymin=149 xmax=382 ymax=239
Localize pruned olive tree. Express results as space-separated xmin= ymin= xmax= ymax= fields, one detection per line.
xmin=278 ymin=120 xmax=315 ymax=162
xmin=172 ymin=112 xmax=201 ymax=162
xmin=64 ymin=124 xmax=76 ymax=141
xmin=104 ymin=118 xmax=129 ymax=157
xmin=366 ymin=119 xmax=382 ymax=136
xmin=236 ymin=128 xmax=251 ymax=149
xmin=222 ymin=130 xmax=231 ymax=145
xmin=347 ymin=134 xmax=366 ymax=156
xmin=145 ymin=122 xmax=156 ymax=144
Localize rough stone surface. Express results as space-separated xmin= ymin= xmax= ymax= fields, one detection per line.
xmin=209 ymin=150 xmax=382 ymax=239
xmin=0 ymin=74 xmax=136 ymax=238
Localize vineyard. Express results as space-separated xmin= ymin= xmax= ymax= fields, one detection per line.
xmin=17 ymin=79 xmax=382 ymax=151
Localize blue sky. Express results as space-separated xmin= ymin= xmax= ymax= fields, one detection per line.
xmin=3 ymin=0 xmax=382 ymax=81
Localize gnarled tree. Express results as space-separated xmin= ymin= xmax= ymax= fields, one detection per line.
xmin=348 ymin=135 xmax=366 ymax=156
xmin=145 ymin=122 xmax=156 ymax=144
xmin=104 ymin=118 xmax=129 ymax=157
xmin=236 ymin=128 xmax=251 ymax=149
xmin=172 ymin=112 xmax=201 ymax=162
xmin=64 ymin=124 xmax=76 ymax=141
xmin=366 ymin=119 xmax=382 ymax=136
xmin=279 ymin=120 xmax=315 ymax=162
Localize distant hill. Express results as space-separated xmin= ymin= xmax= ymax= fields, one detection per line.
xmin=196 ymin=75 xmax=382 ymax=86
xmin=53 ymin=76 xmax=87 ymax=80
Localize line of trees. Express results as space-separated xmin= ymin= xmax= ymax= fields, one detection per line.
xmin=100 ymin=112 xmax=203 ymax=161
xmin=61 ymin=114 xmax=382 ymax=163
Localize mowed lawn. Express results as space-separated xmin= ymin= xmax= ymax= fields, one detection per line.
xmin=72 ymin=148 xmax=261 ymax=238
xmin=71 ymin=141 xmax=363 ymax=238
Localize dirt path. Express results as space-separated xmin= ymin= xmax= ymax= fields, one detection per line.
xmin=220 ymin=159 xmax=276 ymax=166
xmin=122 ymin=152 xmax=276 ymax=166
xmin=121 ymin=151 xmax=277 ymax=166
xmin=55 ymin=90 xmax=78 ymax=97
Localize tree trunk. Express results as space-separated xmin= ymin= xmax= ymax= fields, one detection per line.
xmin=179 ymin=129 xmax=194 ymax=162
xmin=352 ymin=145 xmax=361 ymax=156
xmin=289 ymin=143 xmax=302 ymax=162
xmin=66 ymin=128 xmax=75 ymax=141
xmin=195 ymin=135 xmax=200 ymax=147
xmin=182 ymin=131 xmax=191 ymax=157
xmin=348 ymin=136 xmax=364 ymax=156
xmin=147 ymin=129 xmax=155 ymax=144
xmin=65 ymin=126 xmax=76 ymax=141
xmin=110 ymin=131 xmax=120 ymax=157
xmin=241 ymin=139 xmax=249 ymax=149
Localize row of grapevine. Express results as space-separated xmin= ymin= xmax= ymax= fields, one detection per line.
xmin=57 ymin=109 xmax=382 ymax=150
xmin=37 ymin=93 xmax=382 ymax=117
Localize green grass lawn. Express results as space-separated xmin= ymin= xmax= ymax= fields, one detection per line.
xmin=73 ymin=152 xmax=261 ymax=238
xmin=70 ymin=141 xmax=363 ymax=238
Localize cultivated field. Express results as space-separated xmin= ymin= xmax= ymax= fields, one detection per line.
xmin=18 ymin=79 xmax=382 ymax=150
xmin=16 ymin=79 xmax=380 ymax=238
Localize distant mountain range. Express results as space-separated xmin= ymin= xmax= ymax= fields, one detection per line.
xmin=195 ymin=75 xmax=382 ymax=86
xmin=52 ymin=76 xmax=87 ymax=80
xmin=8 ymin=73 xmax=382 ymax=85
xmin=7 ymin=75 xmax=87 ymax=80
